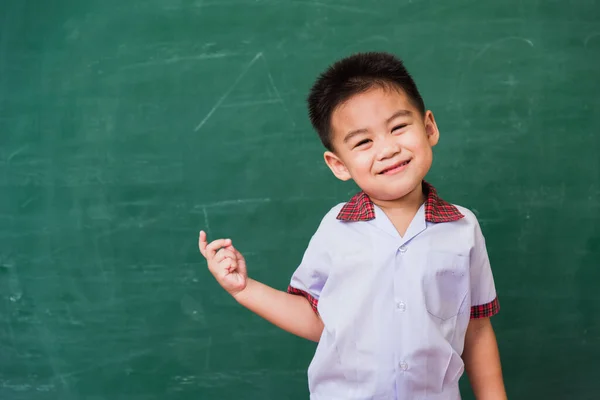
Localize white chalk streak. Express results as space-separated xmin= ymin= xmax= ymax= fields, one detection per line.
xmin=194 ymin=198 xmax=272 ymax=209
xmin=202 ymin=207 xmax=211 ymax=237
xmin=122 ymin=53 xmax=234 ymax=70
xmin=194 ymin=52 xmax=263 ymax=132
xmin=262 ymin=53 xmax=295 ymax=127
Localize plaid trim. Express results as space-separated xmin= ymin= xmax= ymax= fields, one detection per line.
xmin=423 ymin=183 xmax=464 ymax=223
xmin=470 ymin=297 xmax=500 ymax=319
xmin=288 ymin=286 xmax=319 ymax=314
xmin=337 ymin=181 xmax=464 ymax=223
xmin=336 ymin=191 xmax=375 ymax=221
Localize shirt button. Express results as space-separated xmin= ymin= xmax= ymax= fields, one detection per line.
xmin=399 ymin=361 xmax=408 ymax=371
xmin=399 ymin=245 xmax=407 ymax=253
xmin=396 ymin=301 xmax=406 ymax=312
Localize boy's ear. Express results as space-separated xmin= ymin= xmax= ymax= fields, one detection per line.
xmin=424 ymin=110 xmax=440 ymax=146
xmin=324 ymin=151 xmax=352 ymax=181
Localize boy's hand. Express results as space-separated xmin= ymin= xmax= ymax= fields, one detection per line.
xmin=198 ymin=231 xmax=247 ymax=297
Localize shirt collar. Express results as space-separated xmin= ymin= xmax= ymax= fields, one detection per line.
xmin=336 ymin=181 xmax=464 ymax=223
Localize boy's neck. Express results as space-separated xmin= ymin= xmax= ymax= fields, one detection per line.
xmin=371 ymin=182 xmax=426 ymax=237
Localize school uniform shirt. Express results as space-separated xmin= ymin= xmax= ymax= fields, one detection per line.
xmin=288 ymin=182 xmax=499 ymax=400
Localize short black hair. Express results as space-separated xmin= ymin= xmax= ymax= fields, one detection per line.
xmin=307 ymin=52 xmax=425 ymax=151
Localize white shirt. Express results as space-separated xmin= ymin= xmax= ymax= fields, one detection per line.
xmin=288 ymin=183 xmax=499 ymax=400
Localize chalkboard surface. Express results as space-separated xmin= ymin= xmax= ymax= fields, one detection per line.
xmin=1 ymin=1 xmax=599 ymax=399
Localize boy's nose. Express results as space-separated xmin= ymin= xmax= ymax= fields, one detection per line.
xmin=377 ymin=137 xmax=401 ymax=161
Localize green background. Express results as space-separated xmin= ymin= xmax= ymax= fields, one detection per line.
xmin=1 ymin=1 xmax=599 ymax=398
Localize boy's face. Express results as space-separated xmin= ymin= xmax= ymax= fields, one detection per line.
xmin=324 ymin=86 xmax=439 ymax=203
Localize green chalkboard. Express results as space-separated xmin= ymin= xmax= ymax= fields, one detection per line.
xmin=1 ymin=1 xmax=599 ymax=399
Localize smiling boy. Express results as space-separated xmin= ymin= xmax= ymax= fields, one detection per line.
xmin=199 ymin=52 xmax=506 ymax=399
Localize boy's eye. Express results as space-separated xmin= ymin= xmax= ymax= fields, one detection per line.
xmin=354 ymin=139 xmax=371 ymax=148
xmin=392 ymin=124 xmax=408 ymax=132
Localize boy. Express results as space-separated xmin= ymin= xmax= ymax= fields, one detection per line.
xmin=199 ymin=52 xmax=506 ymax=399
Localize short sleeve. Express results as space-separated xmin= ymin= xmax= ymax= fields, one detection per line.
xmin=469 ymin=218 xmax=500 ymax=319
xmin=287 ymin=215 xmax=333 ymax=315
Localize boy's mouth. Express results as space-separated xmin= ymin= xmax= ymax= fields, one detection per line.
xmin=379 ymin=159 xmax=411 ymax=175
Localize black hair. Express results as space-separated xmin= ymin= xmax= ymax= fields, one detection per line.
xmin=307 ymin=52 xmax=425 ymax=151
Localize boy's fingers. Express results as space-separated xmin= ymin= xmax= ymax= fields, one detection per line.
xmin=231 ymin=246 xmax=244 ymax=260
xmin=214 ymin=249 xmax=235 ymax=263
xmin=220 ymin=260 xmax=238 ymax=273
xmin=198 ymin=231 xmax=207 ymax=256
xmin=205 ymin=238 xmax=232 ymax=258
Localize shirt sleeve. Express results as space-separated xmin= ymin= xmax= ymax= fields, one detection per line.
xmin=469 ymin=218 xmax=500 ymax=319
xmin=287 ymin=218 xmax=332 ymax=315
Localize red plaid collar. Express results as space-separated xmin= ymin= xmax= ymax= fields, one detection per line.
xmin=336 ymin=181 xmax=464 ymax=223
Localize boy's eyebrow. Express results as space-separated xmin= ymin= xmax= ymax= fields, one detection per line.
xmin=343 ymin=128 xmax=369 ymax=144
xmin=386 ymin=109 xmax=413 ymax=123
xmin=343 ymin=110 xmax=413 ymax=144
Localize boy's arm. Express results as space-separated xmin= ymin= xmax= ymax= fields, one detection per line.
xmin=199 ymin=231 xmax=323 ymax=342
xmin=234 ymin=278 xmax=323 ymax=342
xmin=463 ymin=317 xmax=507 ymax=400
xmin=464 ymin=214 xmax=505 ymax=399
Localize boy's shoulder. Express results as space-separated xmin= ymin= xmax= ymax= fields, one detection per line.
xmin=453 ymin=204 xmax=480 ymax=225
xmin=316 ymin=202 xmax=347 ymax=229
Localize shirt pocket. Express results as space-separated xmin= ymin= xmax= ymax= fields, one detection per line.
xmin=423 ymin=251 xmax=469 ymax=321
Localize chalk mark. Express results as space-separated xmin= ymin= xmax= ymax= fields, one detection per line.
xmin=469 ymin=37 xmax=534 ymax=67
xmin=453 ymin=37 xmax=535 ymax=118
xmin=6 ymin=145 xmax=28 ymax=163
xmin=292 ymin=1 xmax=381 ymax=15
xmin=194 ymin=198 xmax=272 ymax=209
xmin=202 ymin=207 xmax=211 ymax=237
xmin=220 ymin=131 xmax=292 ymax=147
xmin=584 ymin=32 xmax=600 ymax=47
xmin=194 ymin=52 xmax=263 ymax=132
xmin=32 ymin=323 xmax=72 ymax=393
xmin=19 ymin=196 xmax=36 ymax=209
xmin=262 ymin=53 xmax=296 ymax=127
xmin=196 ymin=0 xmax=380 ymax=15
xmin=204 ymin=336 xmax=213 ymax=370
xmin=221 ymin=99 xmax=282 ymax=108
xmin=300 ymin=0 xmax=380 ymax=15
xmin=122 ymin=52 xmax=235 ymax=70
xmin=192 ymin=196 xmax=338 ymax=211
xmin=52 ymin=349 xmax=153 ymax=380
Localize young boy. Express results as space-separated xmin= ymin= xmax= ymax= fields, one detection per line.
xmin=199 ymin=52 xmax=506 ymax=400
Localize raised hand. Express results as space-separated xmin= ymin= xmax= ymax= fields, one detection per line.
xmin=199 ymin=231 xmax=248 ymax=297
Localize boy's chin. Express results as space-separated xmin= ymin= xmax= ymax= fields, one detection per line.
xmin=367 ymin=181 xmax=424 ymax=202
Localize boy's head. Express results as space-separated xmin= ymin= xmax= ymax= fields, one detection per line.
xmin=307 ymin=52 xmax=440 ymax=203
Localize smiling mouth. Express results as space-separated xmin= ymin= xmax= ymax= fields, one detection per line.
xmin=379 ymin=159 xmax=411 ymax=175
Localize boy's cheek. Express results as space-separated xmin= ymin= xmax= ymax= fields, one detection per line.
xmin=344 ymin=156 xmax=372 ymax=175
